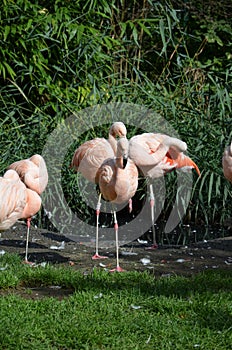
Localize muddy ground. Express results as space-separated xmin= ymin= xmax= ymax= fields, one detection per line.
xmin=1 ymin=221 xmax=232 ymax=277
xmin=0 ymin=221 xmax=232 ymax=300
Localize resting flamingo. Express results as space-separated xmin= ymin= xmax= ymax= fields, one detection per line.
xmin=71 ymin=122 xmax=129 ymax=261
xmin=222 ymin=141 xmax=232 ymax=183
xmin=97 ymin=136 xmax=138 ymax=271
xmin=129 ymin=132 xmax=201 ymax=247
xmin=0 ymin=170 xmax=42 ymax=261
xmin=8 ymin=154 xmax=48 ymax=262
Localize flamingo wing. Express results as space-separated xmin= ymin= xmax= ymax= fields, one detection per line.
xmin=0 ymin=170 xmax=27 ymax=230
xmin=8 ymin=154 xmax=48 ymax=195
xmin=71 ymin=138 xmax=115 ymax=183
xmin=98 ymin=158 xmax=117 ymax=201
xmin=99 ymin=158 xmax=138 ymax=204
xmin=129 ymin=133 xmax=188 ymax=175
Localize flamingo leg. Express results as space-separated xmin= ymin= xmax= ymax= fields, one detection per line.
xmin=92 ymin=193 xmax=108 ymax=260
xmin=147 ymin=184 xmax=158 ymax=250
xmin=110 ymin=211 xmax=125 ymax=272
xmin=23 ymin=217 xmax=34 ymax=264
xmin=128 ymin=198 xmax=132 ymax=213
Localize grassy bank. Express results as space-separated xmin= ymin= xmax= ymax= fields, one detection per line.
xmin=0 ymin=253 xmax=231 ymax=349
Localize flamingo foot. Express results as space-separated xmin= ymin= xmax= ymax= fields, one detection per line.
xmin=23 ymin=260 xmax=35 ymax=266
xmin=145 ymin=243 xmax=158 ymax=250
xmin=92 ymin=253 xmax=108 ymax=260
xmin=109 ymin=266 xmax=125 ymax=272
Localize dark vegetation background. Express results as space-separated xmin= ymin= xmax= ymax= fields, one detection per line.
xmin=0 ymin=0 xmax=232 ymax=238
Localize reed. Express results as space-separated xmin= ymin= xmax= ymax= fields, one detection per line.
xmin=0 ymin=0 xmax=231 ymax=236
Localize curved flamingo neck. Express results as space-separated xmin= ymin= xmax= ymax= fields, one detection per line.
xmin=115 ymin=137 xmax=129 ymax=169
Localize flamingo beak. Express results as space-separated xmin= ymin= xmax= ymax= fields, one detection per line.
xmin=193 ymin=161 xmax=201 ymax=176
xmin=186 ymin=158 xmax=200 ymax=176
xmin=182 ymin=157 xmax=201 ymax=176
xmin=123 ymin=156 xmax=128 ymax=168
xmin=171 ymin=153 xmax=201 ymax=176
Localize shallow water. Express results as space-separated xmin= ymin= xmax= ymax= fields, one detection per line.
xmin=141 ymin=222 xmax=232 ymax=247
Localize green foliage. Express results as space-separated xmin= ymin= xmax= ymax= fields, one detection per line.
xmin=0 ymin=0 xmax=232 ymax=230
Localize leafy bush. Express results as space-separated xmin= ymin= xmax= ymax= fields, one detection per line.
xmin=0 ymin=0 xmax=231 ymax=231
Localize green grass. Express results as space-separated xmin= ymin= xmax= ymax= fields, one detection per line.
xmin=0 ymin=253 xmax=231 ymax=349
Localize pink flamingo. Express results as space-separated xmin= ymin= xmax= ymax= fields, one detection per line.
xmin=0 ymin=169 xmax=42 ymax=261
xmin=71 ymin=122 xmax=129 ymax=261
xmin=98 ymin=136 xmax=138 ymax=271
xmin=129 ymin=132 xmax=201 ymax=247
xmin=8 ymin=154 xmax=48 ymax=262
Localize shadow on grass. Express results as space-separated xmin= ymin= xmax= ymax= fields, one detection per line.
xmin=193 ymin=304 xmax=232 ymax=332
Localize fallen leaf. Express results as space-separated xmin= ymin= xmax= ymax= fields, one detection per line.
xmin=140 ymin=258 xmax=151 ymax=265
xmin=121 ymin=251 xmax=138 ymax=256
xmin=0 ymin=264 xmax=8 ymax=271
xmin=50 ymin=241 xmax=65 ymax=250
xmin=137 ymin=239 xmax=148 ymax=244
xmin=225 ymin=260 xmax=232 ymax=265
xmin=145 ymin=334 xmax=152 ymax=344
xmin=94 ymin=293 xmax=103 ymax=299
xmin=131 ymin=304 xmax=142 ymax=310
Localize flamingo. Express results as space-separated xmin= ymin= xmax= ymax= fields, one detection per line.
xmin=98 ymin=136 xmax=138 ymax=271
xmin=0 ymin=170 xmax=42 ymax=260
xmin=222 ymin=141 xmax=232 ymax=183
xmin=129 ymin=132 xmax=201 ymax=247
xmin=71 ymin=122 xmax=128 ymax=260
xmin=8 ymin=154 xmax=48 ymax=262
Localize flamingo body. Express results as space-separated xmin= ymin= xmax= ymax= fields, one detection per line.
xmin=0 ymin=170 xmax=41 ymax=231
xmin=72 ymin=138 xmax=115 ymax=183
xmin=7 ymin=154 xmax=48 ymax=262
xmin=98 ymin=138 xmax=138 ymax=204
xmin=8 ymin=154 xmax=48 ymax=194
xmin=129 ymin=132 xmax=200 ymax=246
xmin=129 ymin=132 xmax=200 ymax=177
xmin=71 ymin=122 xmax=127 ymax=183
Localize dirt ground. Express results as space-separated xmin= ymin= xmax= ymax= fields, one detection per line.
xmin=1 ymin=221 xmax=232 ymax=299
xmin=1 ymin=221 xmax=232 ymax=277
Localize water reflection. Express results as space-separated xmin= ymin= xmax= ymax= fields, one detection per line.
xmin=142 ymin=222 xmax=232 ymax=247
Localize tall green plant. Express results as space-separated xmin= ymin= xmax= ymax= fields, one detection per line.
xmin=0 ymin=0 xmax=232 ymax=231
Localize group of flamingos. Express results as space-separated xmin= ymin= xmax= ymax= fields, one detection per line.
xmin=0 ymin=121 xmax=231 ymax=271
